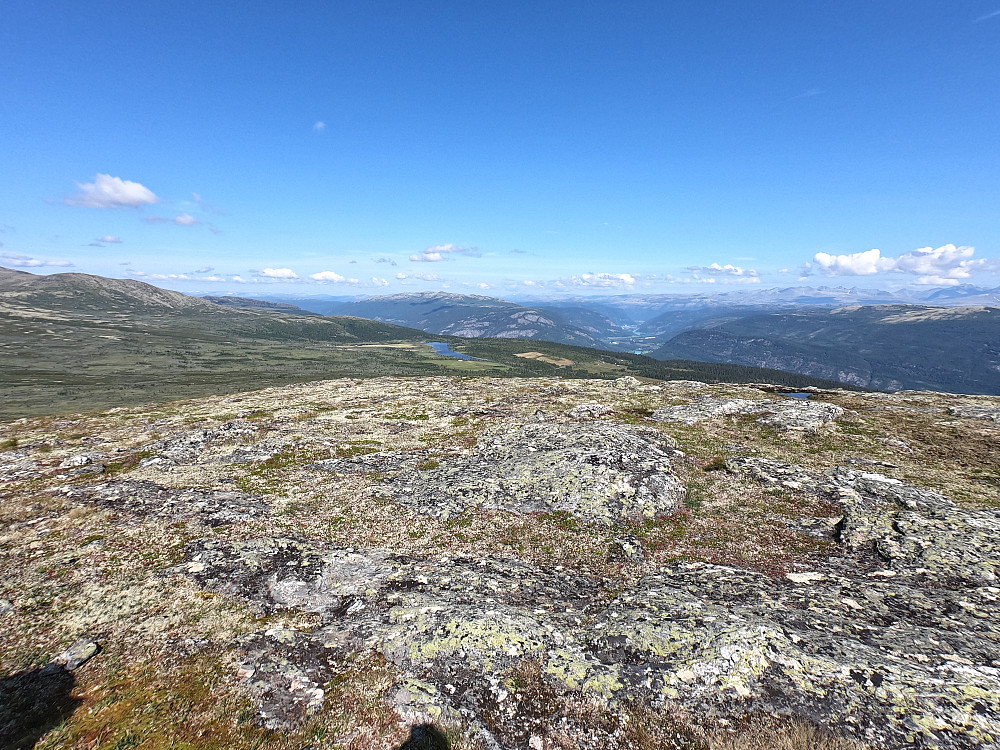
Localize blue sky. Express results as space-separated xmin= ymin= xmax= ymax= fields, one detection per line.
xmin=3 ymin=1 xmax=1000 ymax=296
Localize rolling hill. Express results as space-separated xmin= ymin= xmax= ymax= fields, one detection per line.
xmin=295 ymin=292 xmax=626 ymax=348
xmin=1 ymin=268 xmax=861 ymax=417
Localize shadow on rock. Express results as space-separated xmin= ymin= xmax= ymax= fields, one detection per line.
xmin=396 ymin=723 xmax=450 ymax=750
xmin=0 ymin=664 xmax=81 ymax=750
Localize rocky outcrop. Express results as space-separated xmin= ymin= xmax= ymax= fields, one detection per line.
xmin=180 ymin=532 xmax=1000 ymax=749
xmin=652 ymin=395 xmax=845 ymax=431
xmin=373 ymin=422 xmax=685 ymax=524
xmin=730 ymin=457 xmax=1000 ymax=585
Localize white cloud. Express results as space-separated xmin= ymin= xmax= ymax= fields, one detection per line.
xmin=174 ymin=213 xmax=200 ymax=226
xmin=66 ymin=173 xmax=159 ymax=209
xmin=232 ymin=275 xmax=246 ymax=283
xmin=811 ymin=244 xmax=998 ymax=284
xmin=310 ymin=270 xmax=346 ymax=282
xmin=523 ymin=280 xmax=536 ymax=286
xmin=477 ymin=282 xmax=490 ymax=289
xmin=372 ymin=277 xmax=389 ymax=286
xmin=195 ymin=266 xmax=214 ymax=273
xmin=100 ymin=235 xmax=122 ymax=243
xmin=396 ymin=273 xmax=408 ymax=279
xmin=201 ymin=276 xmax=226 ymax=282
xmin=1 ymin=253 xmax=72 ymax=268
xmin=313 ymin=121 xmax=327 ymax=133
xmin=260 ymin=268 xmax=298 ymax=279
xmin=410 ymin=243 xmax=481 ymax=262
xmin=812 ymin=248 xmax=892 ymax=276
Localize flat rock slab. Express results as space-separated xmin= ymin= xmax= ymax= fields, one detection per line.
xmin=180 ymin=538 xmax=1000 ymax=749
xmin=652 ymin=395 xmax=845 ymax=431
xmin=949 ymin=404 xmax=1000 ymax=423
xmin=373 ymin=422 xmax=685 ymax=525
xmin=730 ymin=457 xmax=1000 ymax=585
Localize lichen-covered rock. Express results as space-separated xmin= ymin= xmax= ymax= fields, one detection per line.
xmin=652 ymin=395 xmax=844 ymax=431
xmin=179 ymin=537 xmax=1000 ymax=749
xmin=949 ymin=404 xmax=1000 ymax=423
xmin=373 ymin=422 xmax=685 ymax=525
xmin=140 ymin=419 xmax=262 ymax=465
xmin=69 ymin=479 xmax=268 ymax=526
xmin=730 ymin=457 xmax=1000 ymax=585
xmin=308 ymin=449 xmax=431 ymax=477
xmin=565 ymin=403 xmax=614 ymax=420
xmin=651 ymin=396 xmax=765 ymax=425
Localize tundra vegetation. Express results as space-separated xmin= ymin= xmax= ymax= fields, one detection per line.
xmin=2 ymin=374 xmax=999 ymax=749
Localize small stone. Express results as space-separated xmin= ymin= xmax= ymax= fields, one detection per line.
xmin=607 ymin=535 xmax=647 ymax=563
xmin=60 ymin=454 xmax=94 ymax=468
xmin=53 ymin=639 xmax=99 ymax=670
xmin=529 ymin=735 xmax=544 ymax=750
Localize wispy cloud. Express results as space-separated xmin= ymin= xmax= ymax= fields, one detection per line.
xmin=1 ymin=253 xmax=73 ymax=268
xmin=313 ymin=121 xmax=327 ymax=133
xmin=974 ymin=8 xmax=1000 ymax=22
xmin=410 ymin=243 xmax=481 ymax=262
xmin=65 ymin=174 xmax=159 ymax=209
xmin=100 ymin=235 xmax=122 ymax=244
xmin=375 ymin=256 xmax=398 ymax=266
xmin=174 ymin=213 xmax=200 ymax=226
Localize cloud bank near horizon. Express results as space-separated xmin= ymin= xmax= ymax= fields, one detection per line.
xmin=810 ymin=245 xmax=1000 ymax=286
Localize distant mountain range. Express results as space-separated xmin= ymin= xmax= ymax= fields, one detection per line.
xmin=280 ymin=291 xmax=627 ymax=349
xmin=652 ymin=304 xmax=1000 ymax=394
xmin=242 ymin=285 xmax=1000 ymax=394
xmin=2 ymin=267 xmax=860 ymax=416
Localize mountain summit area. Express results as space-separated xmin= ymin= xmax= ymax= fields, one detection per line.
xmin=2 ymin=373 xmax=1000 ymax=749
xmin=3 ymin=266 xmax=1000 ymax=750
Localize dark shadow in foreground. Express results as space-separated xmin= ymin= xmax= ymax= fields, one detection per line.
xmin=396 ymin=723 xmax=450 ymax=750
xmin=0 ymin=664 xmax=80 ymax=750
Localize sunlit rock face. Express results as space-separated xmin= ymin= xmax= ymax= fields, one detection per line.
xmin=375 ymin=421 xmax=685 ymax=524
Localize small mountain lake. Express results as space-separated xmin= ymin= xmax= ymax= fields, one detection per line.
xmin=427 ymin=342 xmax=478 ymax=360
xmin=780 ymin=392 xmax=812 ymax=399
